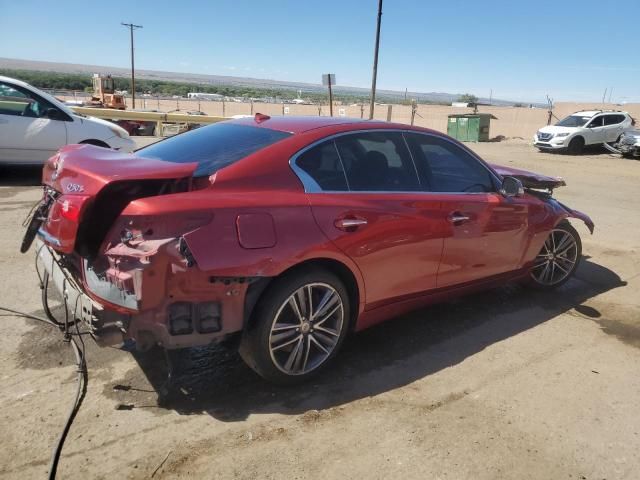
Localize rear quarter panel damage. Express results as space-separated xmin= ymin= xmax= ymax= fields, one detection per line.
xmin=94 ymin=189 xmax=366 ymax=347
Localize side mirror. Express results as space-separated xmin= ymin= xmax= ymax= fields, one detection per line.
xmin=500 ymin=176 xmax=524 ymax=198
xmin=44 ymin=108 xmax=62 ymax=120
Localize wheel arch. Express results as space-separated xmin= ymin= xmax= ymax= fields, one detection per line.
xmin=568 ymin=134 xmax=585 ymax=148
xmin=244 ymin=257 xmax=363 ymax=332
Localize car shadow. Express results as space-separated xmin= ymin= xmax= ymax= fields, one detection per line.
xmin=110 ymin=257 xmax=625 ymax=421
xmin=0 ymin=166 xmax=42 ymax=187
xmin=538 ymin=145 xmax=620 ymax=157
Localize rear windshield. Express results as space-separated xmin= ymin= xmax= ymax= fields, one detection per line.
xmin=136 ymin=122 xmax=292 ymax=177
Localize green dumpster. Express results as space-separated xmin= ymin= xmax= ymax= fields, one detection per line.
xmin=447 ymin=113 xmax=497 ymax=142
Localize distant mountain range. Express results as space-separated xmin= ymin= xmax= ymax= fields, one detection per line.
xmin=0 ymin=57 xmax=522 ymax=106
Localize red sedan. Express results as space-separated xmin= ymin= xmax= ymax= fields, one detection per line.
xmin=23 ymin=115 xmax=594 ymax=384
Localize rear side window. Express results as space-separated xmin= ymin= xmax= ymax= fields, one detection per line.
xmin=296 ymin=141 xmax=348 ymax=191
xmin=334 ymin=132 xmax=420 ymax=191
xmin=137 ymin=123 xmax=291 ymax=177
xmin=405 ymin=133 xmax=495 ymax=193
xmin=603 ymin=114 xmax=625 ymax=125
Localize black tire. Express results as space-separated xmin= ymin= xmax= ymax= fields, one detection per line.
xmin=528 ymin=221 xmax=582 ymax=290
xmin=20 ymin=201 xmax=50 ymax=253
xmin=567 ymin=136 xmax=584 ymax=155
xmin=80 ymin=139 xmax=110 ymax=148
xmin=239 ymin=268 xmax=350 ymax=385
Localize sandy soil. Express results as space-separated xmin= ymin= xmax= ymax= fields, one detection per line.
xmin=0 ymin=141 xmax=639 ymax=479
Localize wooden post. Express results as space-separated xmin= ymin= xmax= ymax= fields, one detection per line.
xmin=328 ymin=75 xmax=334 ymax=116
xmin=386 ymin=104 xmax=392 ymax=121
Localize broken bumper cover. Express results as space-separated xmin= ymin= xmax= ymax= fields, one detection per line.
xmin=36 ymin=240 xmax=123 ymax=345
xmin=36 ymin=238 xmax=253 ymax=350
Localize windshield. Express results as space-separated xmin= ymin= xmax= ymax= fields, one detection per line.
xmin=136 ymin=122 xmax=292 ymax=177
xmin=556 ymin=115 xmax=591 ymax=127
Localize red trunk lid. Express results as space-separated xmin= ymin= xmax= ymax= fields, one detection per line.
xmin=40 ymin=144 xmax=197 ymax=254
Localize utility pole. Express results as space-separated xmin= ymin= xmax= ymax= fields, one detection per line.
xmin=121 ymin=22 xmax=143 ymax=109
xmin=369 ymin=0 xmax=383 ymax=119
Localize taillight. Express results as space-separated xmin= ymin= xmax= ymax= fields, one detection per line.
xmin=57 ymin=195 xmax=91 ymax=222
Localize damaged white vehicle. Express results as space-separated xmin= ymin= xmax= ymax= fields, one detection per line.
xmin=606 ymin=129 xmax=640 ymax=159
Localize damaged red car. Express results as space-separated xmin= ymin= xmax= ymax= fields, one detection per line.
xmin=22 ymin=115 xmax=594 ymax=384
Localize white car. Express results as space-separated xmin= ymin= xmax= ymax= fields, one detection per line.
xmin=533 ymin=110 xmax=634 ymax=154
xmin=0 ymin=75 xmax=135 ymax=165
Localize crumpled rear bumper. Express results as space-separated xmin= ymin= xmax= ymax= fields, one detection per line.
xmin=36 ymin=238 xmax=253 ymax=350
xmin=36 ymin=240 xmax=123 ymax=345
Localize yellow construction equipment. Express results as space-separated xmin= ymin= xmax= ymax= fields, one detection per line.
xmin=88 ymin=74 xmax=126 ymax=110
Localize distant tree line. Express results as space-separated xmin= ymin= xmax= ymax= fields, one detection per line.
xmin=0 ymin=68 xmax=451 ymax=106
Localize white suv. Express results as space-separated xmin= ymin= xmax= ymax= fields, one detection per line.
xmin=0 ymin=75 xmax=135 ymax=165
xmin=534 ymin=110 xmax=634 ymax=154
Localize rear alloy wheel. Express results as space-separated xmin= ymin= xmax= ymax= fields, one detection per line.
xmin=529 ymin=222 xmax=581 ymax=289
xmin=567 ymin=136 xmax=584 ymax=154
xmin=240 ymin=270 xmax=349 ymax=384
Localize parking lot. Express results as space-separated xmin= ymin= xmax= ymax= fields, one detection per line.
xmin=1 ymin=140 xmax=639 ymax=479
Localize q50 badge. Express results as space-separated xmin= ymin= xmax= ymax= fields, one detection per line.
xmin=66 ymin=183 xmax=85 ymax=193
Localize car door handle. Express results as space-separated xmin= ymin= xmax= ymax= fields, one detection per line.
xmin=335 ymin=217 xmax=368 ymax=231
xmin=448 ymin=212 xmax=471 ymax=223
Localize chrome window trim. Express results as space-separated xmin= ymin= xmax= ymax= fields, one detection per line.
xmin=288 ymin=128 xmax=503 ymax=195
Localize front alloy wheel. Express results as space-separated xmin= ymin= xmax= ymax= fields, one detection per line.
xmin=530 ymin=222 xmax=581 ymax=289
xmin=240 ymin=270 xmax=349 ymax=384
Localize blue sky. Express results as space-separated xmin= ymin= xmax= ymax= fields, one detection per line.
xmin=1 ymin=0 xmax=638 ymax=103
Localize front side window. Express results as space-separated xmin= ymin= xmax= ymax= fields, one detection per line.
xmin=334 ymin=132 xmax=420 ymax=191
xmin=0 ymin=81 xmax=51 ymax=118
xmin=405 ymin=133 xmax=495 ymax=193
xmin=587 ymin=116 xmax=604 ymax=128
xmin=137 ymin=123 xmax=292 ymax=177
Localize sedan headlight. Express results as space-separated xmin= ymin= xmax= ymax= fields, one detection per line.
xmin=555 ymin=132 xmax=570 ymax=137
xmin=108 ymin=125 xmax=130 ymax=139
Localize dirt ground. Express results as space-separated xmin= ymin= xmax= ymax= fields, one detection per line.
xmin=0 ymin=140 xmax=639 ymax=479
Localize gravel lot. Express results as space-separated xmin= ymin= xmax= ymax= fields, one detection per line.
xmin=0 ymin=140 xmax=639 ymax=479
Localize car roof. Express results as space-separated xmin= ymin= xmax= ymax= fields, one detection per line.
xmin=573 ymin=110 xmax=628 ymax=117
xmin=226 ymin=114 xmax=389 ymax=134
